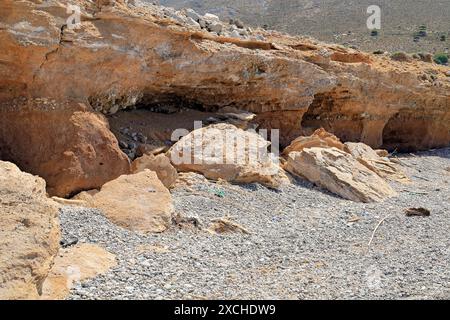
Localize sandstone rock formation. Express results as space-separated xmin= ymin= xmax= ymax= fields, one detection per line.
xmin=283 ymin=128 xmax=345 ymax=155
xmin=0 ymin=0 xmax=449 ymax=196
xmin=285 ymin=148 xmax=398 ymax=202
xmin=344 ymin=142 xmax=410 ymax=184
xmin=131 ymin=154 xmax=178 ymax=188
xmin=0 ymin=0 xmax=450 ymax=148
xmin=89 ymin=170 xmax=174 ymax=233
xmin=0 ymin=161 xmax=60 ymax=299
xmin=41 ymin=244 xmax=116 ymax=300
xmin=0 ymin=100 xmax=130 ymax=197
xmin=168 ymin=123 xmax=289 ymax=188
xmin=71 ymin=189 xmax=99 ymax=202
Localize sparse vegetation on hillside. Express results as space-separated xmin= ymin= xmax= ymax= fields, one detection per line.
xmin=391 ymin=51 xmax=411 ymax=62
xmin=434 ymin=53 xmax=449 ymax=65
xmin=157 ymin=0 xmax=450 ymax=53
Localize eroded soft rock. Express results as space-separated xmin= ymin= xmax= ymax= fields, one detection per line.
xmin=285 ymin=147 xmax=397 ymax=202
xmin=0 ymin=101 xmax=131 ymax=197
xmin=283 ymin=128 xmax=345 ymax=155
xmin=168 ymin=124 xmax=289 ymax=188
xmin=0 ymin=161 xmax=60 ymax=299
xmin=131 ymin=154 xmax=178 ymax=188
xmin=0 ymin=0 xmax=449 ymax=175
xmin=41 ymin=244 xmax=116 ymax=300
xmin=89 ymin=170 xmax=174 ymax=233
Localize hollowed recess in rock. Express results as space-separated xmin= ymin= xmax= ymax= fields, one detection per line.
xmin=106 ymin=94 xmax=245 ymax=160
xmin=300 ymin=91 xmax=364 ymax=142
xmin=381 ymin=111 xmax=442 ymax=152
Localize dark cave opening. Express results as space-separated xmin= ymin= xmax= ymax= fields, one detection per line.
xmin=300 ymin=91 xmax=364 ymax=143
xmin=382 ymin=112 xmax=431 ymax=152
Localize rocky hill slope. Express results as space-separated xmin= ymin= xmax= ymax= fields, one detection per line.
xmin=157 ymin=0 xmax=450 ymax=53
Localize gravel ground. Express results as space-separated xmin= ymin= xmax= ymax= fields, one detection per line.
xmin=62 ymin=148 xmax=450 ymax=300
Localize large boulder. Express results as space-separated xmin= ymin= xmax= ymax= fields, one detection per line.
xmin=344 ymin=142 xmax=410 ymax=183
xmin=285 ymin=147 xmax=397 ymax=202
xmin=168 ymin=124 xmax=289 ymax=188
xmin=0 ymin=101 xmax=131 ymax=197
xmin=0 ymin=161 xmax=60 ymax=299
xmin=89 ymin=170 xmax=174 ymax=233
xmin=131 ymin=154 xmax=178 ymax=189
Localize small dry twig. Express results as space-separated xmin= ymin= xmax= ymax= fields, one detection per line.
xmin=367 ymin=213 xmax=393 ymax=253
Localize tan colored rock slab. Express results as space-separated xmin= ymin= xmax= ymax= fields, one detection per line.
xmin=283 ymin=128 xmax=345 ymax=155
xmin=90 ymin=170 xmax=174 ymax=233
xmin=285 ymin=147 xmax=397 ymax=202
xmin=0 ymin=161 xmax=60 ymax=300
xmin=131 ymin=154 xmax=178 ymax=189
xmin=344 ymin=142 xmax=410 ymax=183
xmin=41 ymin=244 xmax=116 ymax=300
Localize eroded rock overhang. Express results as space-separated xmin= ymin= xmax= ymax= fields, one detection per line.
xmin=1 ymin=0 xmax=449 ymax=196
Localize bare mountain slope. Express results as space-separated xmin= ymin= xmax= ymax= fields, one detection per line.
xmin=157 ymin=0 xmax=450 ymax=53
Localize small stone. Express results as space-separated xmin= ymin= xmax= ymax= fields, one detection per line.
xmin=137 ymin=133 xmax=147 ymax=143
xmin=230 ymin=30 xmax=241 ymax=39
xmin=239 ymin=29 xmax=248 ymax=36
xmin=186 ymin=17 xmax=200 ymax=28
xmin=255 ymin=34 xmax=266 ymax=41
xmin=60 ymin=236 xmax=79 ymax=248
xmin=208 ymin=22 xmax=223 ymax=34
xmin=233 ymin=18 xmax=244 ymax=29
xmin=119 ymin=140 xmax=128 ymax=149
xmin=198 ymin=19 xmax=207 ymax=29
xmin=405 ymin=207 xmax=431 ymax=217
xmin=185 ymin=8 xmax=201 ymax=22
xmin=204 ymin=13 xmax=220 ymax=21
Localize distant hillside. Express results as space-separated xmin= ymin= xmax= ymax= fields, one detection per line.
xmin=155 ymin=0 xmax=450 ymax=54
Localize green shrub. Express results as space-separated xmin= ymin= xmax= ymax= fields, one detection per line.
xmin=370 ymin=30 xmax=379 ymax=37
xmin=433 ymin=53 xmax=449 ymax=65
xmin=440 ymin=35 xmax=446 ymax=42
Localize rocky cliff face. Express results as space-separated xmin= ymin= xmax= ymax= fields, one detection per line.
xmin=0 ymin=161 xmax=60 ymax=299
xmin=1 ymin=0 xmax=449 ymax=196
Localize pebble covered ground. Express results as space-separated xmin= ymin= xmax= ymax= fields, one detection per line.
xmin=62 ymin=148 xmax=450 ymax=300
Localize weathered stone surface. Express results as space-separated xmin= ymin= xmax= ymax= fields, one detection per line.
xmin=283 ymin=128 xmax=345 ymax=155
xmin=344 ymin=142 xmax=384 ymax=159
xmin=90 ymin=170 xmax=174 ymax=233
xmin=0 ymin=161 xmax=60 ymax=300
xmin=344 ymin=142 xmax=410 ymax=183
xmin=0 ymin=0 xmax=448 ymax=154
xmin=41 ymin=244 xmax=116 ymax=300
xmin=168 ymin=124 xmax=289 ymax=188
xmin=0 ymin=100 xmax=131 ymax=197
xmin=285 ymin=147 xmax=397 ymax=202
xmin=131 ymin=154 xmax=178 ymax=188
xmin=71 ymin=189 xmax=99 ymax=202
